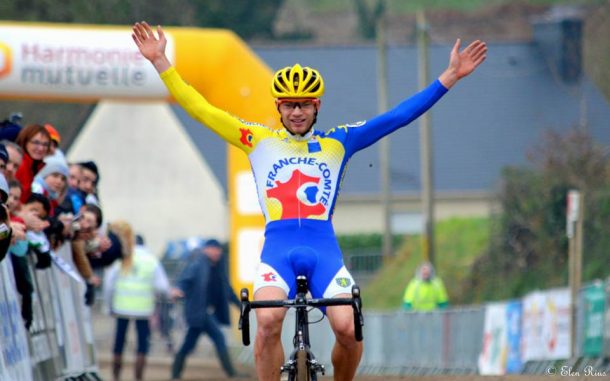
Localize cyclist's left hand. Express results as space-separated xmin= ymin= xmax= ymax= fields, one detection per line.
xmin=450 ymin=39 xmax=487 ymax=80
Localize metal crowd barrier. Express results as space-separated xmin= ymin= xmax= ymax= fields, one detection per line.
xmin=0 ymin=242 xmax=101 ymax=381
xmin=237 ymin=305 xmax=485 ymax=376
xmin=236 ymin=279 xmax=610 ymax=376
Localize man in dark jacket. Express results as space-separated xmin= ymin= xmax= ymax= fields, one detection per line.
xmin=170 ymin=239 xmax=243 ymax=380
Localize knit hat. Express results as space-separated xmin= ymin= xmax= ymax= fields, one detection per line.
xmin=44 ymin=124 xmax=61 ymax=145
xmin=37 ymin=156 xmax=69 ymax=180
xmin=204 ymin=239 xmax=222 ymax=249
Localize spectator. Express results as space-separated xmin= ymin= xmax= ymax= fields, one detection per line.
xmin=7 ymin=180 xmax=22 ymax=215
xmin=170 ymin=239 xmax=243 ymax=380
xmin=31 ymin=156 xmax=69 ymax=217
xmin=68 ymin=162 xmax=81 ymax=189
xmin=44 ymin=123 xmax=66 ymax=161
xmin=70 ymin=203 xmax=105 ymax=304
xmin=21 ymin=194 xmax=53 ymax=270
xmin=402 ymin=261 xmax=449 ymax=311
xmin=0 ymin=174 xmax=13 ymax=262
xmin=58 ymin=163 xmax=85 ymax=216
xmin=87 ymin=230 xmax=122 ymax=269
xmin=1 ymin=140 xmax=24 ymax=181
xmin=103 ymin=220 xmax=170 ymax=381
xmin=10 ymin=193 xmax=52 ymax=330
xmin=0 ymin=112 xmax=23 ymax=142
xmin=0 ymin=143 xmax=8 ymax=178
xmin=15 ymin=124 xmax=51 ymax=202
xmin=7 ymin=180 xmax=28 ymax=260
xmin=78 ymin=161 xmax=100 ymax=206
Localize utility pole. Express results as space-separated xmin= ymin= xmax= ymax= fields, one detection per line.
xmin=417 ymin=9 xmax=435 ymax=265
xmin=567 ymin=189 xmax=584 ymax=358
xmin=377 ymin=2 xmax=392 ymax=258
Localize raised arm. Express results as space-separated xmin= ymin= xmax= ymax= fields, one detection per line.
xmin=338 ymin=38 xmax=487 ymax=155
xmin=132 ymin=21 xmax=172 ymax=74
xmin=131 ymin=21 xmax=271 ymax=153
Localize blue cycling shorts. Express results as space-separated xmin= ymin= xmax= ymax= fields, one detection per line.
xmin=253 ymin=219 xmax=355 ymax=299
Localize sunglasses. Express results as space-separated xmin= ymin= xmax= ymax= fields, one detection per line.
xmin=277 ymin=99 xmax=319 ymax=111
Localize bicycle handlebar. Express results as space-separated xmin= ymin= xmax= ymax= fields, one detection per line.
xmin=247 ymin=296 xmax=355 ymax=309
xmin=238 ymin=285 xmax=364 ymax=346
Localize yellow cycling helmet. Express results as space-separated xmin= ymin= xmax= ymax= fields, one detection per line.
xmin=271 ymin=64 xmax=325 ymax=99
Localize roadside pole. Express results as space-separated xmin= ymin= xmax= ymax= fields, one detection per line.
xmin=567 ymin=189 xmax=584 ymax=358
xmin=417 ymin=9 xmax=435 ymax=265
xmin=377 ymin=3 xmax=392 ymax=258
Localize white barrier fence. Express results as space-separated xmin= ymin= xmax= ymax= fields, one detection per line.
xmin=0 ymin=243 xmax=101 ymax=381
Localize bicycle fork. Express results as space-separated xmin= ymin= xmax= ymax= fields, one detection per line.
xmin=281 ymin=326 xmax=325 ymax=381
xmin=281 ymin=294 xmax=325 ymax=380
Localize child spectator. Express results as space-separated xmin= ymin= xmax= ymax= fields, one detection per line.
xmin=78 ymin=161 xmax=100 ymax=206
xmin=7 ymin=180 xmax=22 ymax=215
xmin=31 ymin=156 xmax=69 ymax=217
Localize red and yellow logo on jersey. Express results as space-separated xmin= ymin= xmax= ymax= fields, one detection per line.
xmin=266 ymin=169 xmax=326 ymax=219
xmin=239 ymin=128 xmax=253 ymax=147
xmin=0 ymin=43 xmax=12 ymax=79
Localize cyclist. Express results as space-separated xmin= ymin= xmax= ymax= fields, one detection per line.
xmin=132 ymin=21 xmax=486 ymax=381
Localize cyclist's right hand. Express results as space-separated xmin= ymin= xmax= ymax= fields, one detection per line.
xmin=132 ymin=22 xmax=171 ymax=73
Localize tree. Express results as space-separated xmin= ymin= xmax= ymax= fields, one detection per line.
xmin=464 ymin=128 xmax=610 ymax=302
xmin=0 ymin=0 xmax=285 ymax=39
xmin=352 ymin=0 xmax=386 ymax=39
xmin=190 ymin=0 xmax=283 ymax=39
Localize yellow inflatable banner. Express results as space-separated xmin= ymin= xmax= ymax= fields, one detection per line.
xmin=0 ymin=21 xmax=274 ymax=292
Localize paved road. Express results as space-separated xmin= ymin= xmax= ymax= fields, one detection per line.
xmin=97 ymin=356 xmax=601 ymax=381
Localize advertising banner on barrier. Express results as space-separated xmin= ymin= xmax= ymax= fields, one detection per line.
xmin=478 ymin=303 xmax=508 ymax=375
xmin=522 ymin=288 xmax=571 ymax=361
xmin=0 ymin=259 xmax=34 ymax=381
xmin=605 ymin=278 xmax=610 ymax=357
xmin=50 ymin=243 xmax=90 ymax=376
xmin=582 ymin=283 xmax=605 ymax=356
xmin=505 ymin=301 xmax=523 ymax=373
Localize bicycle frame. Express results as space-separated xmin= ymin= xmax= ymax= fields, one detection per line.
xmin=239 ymin=275 xmax=363 ymax=381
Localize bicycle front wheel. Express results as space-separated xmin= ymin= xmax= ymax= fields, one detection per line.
xmin=295 ymin=350 xmax=311 ymax=381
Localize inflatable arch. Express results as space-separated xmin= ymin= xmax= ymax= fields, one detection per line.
xmin=0 ymin=21 xmax=272 ymax=292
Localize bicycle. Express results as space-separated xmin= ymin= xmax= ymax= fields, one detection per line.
xmin=239 ymin=275 xmax=364 ymax=381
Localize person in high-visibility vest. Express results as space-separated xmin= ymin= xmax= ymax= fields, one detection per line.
xmin=402 ymin=262 xmax=448 ymax=311
xmin=103 ymin=221 xmax=170 ymax=381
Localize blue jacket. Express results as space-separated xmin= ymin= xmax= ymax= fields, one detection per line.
xmin=175 ymin=252 xmax=239 ymax=328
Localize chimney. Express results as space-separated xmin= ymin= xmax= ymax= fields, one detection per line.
xmin=531 ymin=6 xmax=583 ymax=84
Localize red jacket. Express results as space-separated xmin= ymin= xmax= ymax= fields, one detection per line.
xmin=16 ymin=152 xmax=45 ymax=203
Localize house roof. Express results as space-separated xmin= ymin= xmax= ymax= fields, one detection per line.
xmin=172 ymin=41 xmax=610 ymax=196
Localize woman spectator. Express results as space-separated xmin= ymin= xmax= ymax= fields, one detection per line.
xmin=103 ymin=220 xmax=170 ymax=381
xmin=15 ymin=124 xmax=51 ymax=203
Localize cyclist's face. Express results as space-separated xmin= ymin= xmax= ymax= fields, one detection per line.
xmin=276 ymin=98 xmax=320 ymax=136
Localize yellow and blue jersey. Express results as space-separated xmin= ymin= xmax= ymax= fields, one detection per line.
xmin=161 ymin=66 xmax=448 ymax=298
xmin=161 ymin=66 xmax=448 ymax=225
